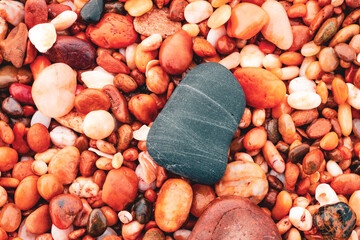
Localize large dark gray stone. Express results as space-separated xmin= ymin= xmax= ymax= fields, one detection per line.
xmin=80 ymin=0 xmax=104 ymax=23
xmin=146 ymin=62 xmax=246 ymax=185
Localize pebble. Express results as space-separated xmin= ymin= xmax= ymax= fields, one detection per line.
xmin=289 ymin=207 xmax=312 ymax=231
xmin=50 ymin=10 xmax=77 ymax=31
xmin=97 ymin=228 xmax=118 ymax=240
xmin=31 ymin=110 xmax=51 ymax=128
xmin=83 ymin=110 xmax=115 ymax=140
xmin=346 ymin=83 xmax=360 ymax=109
xmin=315 ymin=183 xmax=339 ymax=206
xmin=0 ymin=147 xmax=18 ymax=171
xmin=155 ymin=179 xmax=193 ymax=232
xmin=215 ymin=160 xmax=268 ymax=204
xmin=80 ymin=0 xmax=103 ymax=22
xmin=261 ymin=0 xmax=293 ymax=50
xmin=32 ymin=63 xmax=77 ymax=118
xmin=0 ymin=0 xmax=24 ymax=26
xmin=81 ymin=69 xmax=114 ymax=89
xmin=262 ymin=54 xmax=282 ymax=69
xmin=169 ymin=0 xmax=187 ymax=22
xmin=18 ymin=219 xmax=37 ymax=240
xmin=0 ymin=203 xmax=22 ymax=232
xmin=319 ymin=47 xmax=339 ymax=72
xmin=349 ymin=191 xmax=360 ymax=226
xmin=207 ymin=25 xmax=226 ymax=47
xmin=313 ymin=202 xmax=356 ymax=240
xmin=28 ymin=23 xmax=56 ymax=53
xmin=51 ymin=224 xmax=74 ymax=240
xmin=25 ymin=205 xmax=52 ymax=234
xmin=287 ymin=91 xmax=321 ymax=110
xmin=133 ymin=197 xmax=152 ymax=224
xmin=24 ymin=0 xmax=47 ymax=29
xmin=48 ymin=146 xmax=80 ymax=185
xmin=189 ymin=196 xmax=281 ymax=240
xmin=87 ymin=209 xmax=108 ymax=237
xmin=218 ymin=52 xmax=240 ymax=69
xmin=124 ymin=0 xmax=153 ymax=17
xmin=147 ymin=63 xmax=245 ymax=185
xmin=14 ymin=176 xmax=40 ymax=210
xmin=234 ymin=67 xmax=286 ymax=109
xmin=184 ymin=1 xmax=213 ymax=24
xmin=2 ymin=97 xmax=24 ymax=117
xmin=50 ymin=126 xmax=77 ymax=148
xmin=334 ymin=43 xmax=356 ymax=62
xmin=288 ymin=77 xmax=316 ymax=94
xmin=331 ymin=173 xmax=360 ymax=195
xmin=49 ymin=194 xmax=83 ymax=229
xmin=227 ymin=3 xmax=269 ymax=39
xmin=102 ymin=167 xmax=138 ymax=211
xmin=75 ymin=88 xmax=111 ymax=114
xmin=55 ymin=110 xmax=85 ymax=133
xmin=27 ymin=123 xmax=50 ymax=153
xmin=133 ymin=7 xmax=181 ymax=39
xmin=0 ymin=65 xmax=17 ymax=89
xmin=86 ymin=13 xmax=137 ymax=49
xmin=239 ymin=44 xmax=265 ymax=68
xmin=37 ymin=174 xmax=64 ymax=201
xmin=140 ymin=34 xmax=162 ymax=51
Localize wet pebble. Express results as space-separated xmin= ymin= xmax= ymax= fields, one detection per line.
xmin=87 ymin=209 xmax=108 ymax=237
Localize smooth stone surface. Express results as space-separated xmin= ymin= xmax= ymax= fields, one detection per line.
xmin=80 ymin=0 xmax=104 ymax=23
xmin=313 ymin=202 xmax=356 ymax=240
xmin=188 ymin=196 xmax=281 ymax=240
xmin=146 ymin=62 xmax=245 ymax=185
xmin=87 ymin=209 xmax=107 ymax=237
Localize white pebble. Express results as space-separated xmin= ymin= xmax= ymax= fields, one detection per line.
xmin=184 ymin=1 xmax=213 ymax=24
xmin=81 ymin=70 xmax=114 ymax=89
xmin=28 ymin=23 xmax=57 ymax=53
xmin=326 ymin=160 xmax=343 ymax=177
xmin=219 ymin=52 xmax=240 ymax=69
xmin=278 ymin=66 xmax=300 ymax=81
xmin=287 ymin=91 xmax=321 ymax=110
xmin=83 ymin=110 xmax=115 ymax=140
xmin=0 ymin=0 xmax=24 ymax=26
xmin=315 ymin=183 xmax=339 ymax=206
xmin=50 ymin=10 xmax=77 ymax=31
xmin=288 ymin=77 xmax=316 ymax=94
xmin=31 ymin=110 xmax=51 ymax=128
xmin=51 ymin=224 xmax=73 ymax=240
xmin=118 ymin=210 xmax=133 ymax=224
xmin=125 ymin=43 xmax=138 ymax=70
xmin=347 ymin=83 xmax=360 ymax=110
xmin=112 ymin=152 xmax=124 ymax=169
xmin=50 ymin=126 xmax=77 ymax=148
xmin=239 ymin=44 xmax=265 ymax=68
xmin=69 ymin=177 xmax=99 ymax=198
xmin=206 ymin=25 xmax=226 ymax=47
xmin=133 ymin=125 xmax=150 ymax=141
xmin=289 ymin=207 xmax=313 ymax=231
xmin=262 ymin=54 xmax=282 ymax=69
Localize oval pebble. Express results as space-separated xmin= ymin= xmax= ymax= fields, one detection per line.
xmin=207 ymin=4 xmax=231 ymax=29
xmin=81 ymin=70 xmax=114 ymax=89
xmin=184 ymin=1 xmax=213 ymax=24
xmin=124 ymin=0 xmax=153 ymax=17
xmin=288 ymin=91 xmax=321 ymax=110
xmin=288 ymin=77 xmax=316 ymax=94
xmin=28 ymin=23 xmax=57 ymax=53
xmin=31 ymin=111 xmax=51 ymax=128
xmin=83 ymin=110 xmax=115 ymax=140
xmin=239 ymin=44 xmax=265 ymax=68
xmin=50 ymin=10 xmax=77 ymax=31
xmin=206 ymin=25 xmax=226 ymax=47
xmin=347 ymin=83 xmax=360 ymax=110
xmin=50 ymin=126 xmax=77 ymax=148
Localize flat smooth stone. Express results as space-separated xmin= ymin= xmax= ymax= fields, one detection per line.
xmin=146 ymin=62 xmax=245 ymax=185
xmin=188 ymin=196 xmax=281 ymax=240
xmin=80 ymin=0 xmax=104 ymax=23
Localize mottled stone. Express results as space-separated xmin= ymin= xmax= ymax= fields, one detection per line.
xmin=313 ymin=202 xmax=356 ymax=240
xmin=87 ymin=209 xmax=107 ymax=237
xmin=146 ymin=62 xmax=245 ymax=185
xmin=133 ymin=197 xmax=152 ymax=224
xmin=80 ymin=0 xmax=104 ymax=23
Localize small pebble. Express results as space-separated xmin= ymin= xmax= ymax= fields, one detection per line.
xmin=50 ymin=126 xmax=77 ymax=148
xmin=28 ymin=23 xmax=57 ymax=53
xmin=287 ymin=91 xmax=321 ymax=110
xmin=50 ymin=10 xmax=77 ymax=31
xmin=83 ymin=110 xmax=115 ymax=140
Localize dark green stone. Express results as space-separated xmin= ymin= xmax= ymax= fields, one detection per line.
xmin=80 ymin=0 xmax=104 ymax=23
xmin=146 ymin=62 xmax=246 ymax=185
xmin=87 ymin=209 xmax=107 ymax=237
xmin=313 ymin=202 xmax=356 ymax=240
xmin=133 ymin=197 xmax=152 ymax=224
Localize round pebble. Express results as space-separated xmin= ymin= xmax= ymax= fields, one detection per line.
xmin=184 ymin=1 xmax=213 ymax=24
xmin=28 ymin=23 xmax=57 ymax=53
xmin=287 ymin=91 xmax=321 ymax=110
xmin=83 ymin=110 xmax=115 ymax=140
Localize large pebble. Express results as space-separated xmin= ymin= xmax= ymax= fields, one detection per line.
xmin=330 ymin=173 xmax=360 ymax=195
xmin=234 ymin=67 xmax=286 ymax=109
xmin=32 ymin=63 xmax=76 ymax=118
xmin=86 ymin=13 xmax=137 ymax=48
xmin=80 ymin=0 xmax=103 ymax=22
xmin=239 ymin=44 xmax=265 ymax=68
xmin=261 ymin=0 xmax=293 ymax=50
xmin=159 ymin=30 xmax=193 ymax=75
xmin=287 ymin=91 xmax=321 ymax=110
xmin=188 ymin=196 xmax=281 ymax=240
xmin=25 ymin=205 xmax=52 ymax=234
xmin=87 ymin=209 xmax=107 ymax=237
xmin=347 ymin=83 xmax=360 ymax=110
xmin=147 ymin=63 xmax=245 ymax=185
xmin=102 ymin=167 xmax=138 ymax=211
xmin=215 ymin=161 xmax=268 ymax=204
xmin=15 ymin=176 xmax=40 ymax=210
xmin=155 ymin=179 xmax=193 ymax=232
xmin=83 ymin=110 xmax=115 ymax=140
xmin=0 ymin=147 xmax=18 ymax=171
xmin=49 ymin=194 xmax=82 ymax=229
xmin=0 ymin=203 xmax=22 ymax=232
xmin=48 ymin=146 xmax=80 ymax=185
xmin=28 ymin=23 xmax=56 ymax=53
xmin=184 ymin=1 xmax=213 ymax=24
xmin=0 ymin=0 xmax=24 ymax=26
xmin=227 ymin=3 xmax=269 ymax=39
xmin=313 ymin=202 xmax=356 ymax=240
xmin=44 ymin=36 xmax=96 ymax=70
xmin=288 ymin=77 xmax=316 ymax=94
xmin=0 ymin=23 xmax=28 ymax=68
xmin=37 ymin=174 xmax=64 ymax=201
xmin=133 ymin=7 xmax=181 ymax=38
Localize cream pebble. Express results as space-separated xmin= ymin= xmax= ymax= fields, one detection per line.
xmin=347 ymin=83 xmax=360 ymax=110
xmin=262 ymin=54 xmax=282 ymax=69
xmin=112 ymin=152 xmax=124 ymax=169
xmin=206 ymin=25 xmax=226 ymax=47
xmin=207 ymin=4 xmax=231 ymax=29
xmin=140 ymin=34 xmax=162 ymax=51
xmin=275 ymin=66 xmax=300 ymax=81
xmin=219 ymin=52 xmax=240 ymax=69
xmin=289 ymin=207 xmax=312 ymax=231
xmin=326 ymin=160 xmax=343 ymax=177
xmin=133 ymin=125 xmax=150 ymax=141
xmin=287 ymin=91 xmax=321 ymax=110
xmin=301 ymin=41 xmax=321 ymax=57
xmin=319 ymin=47 xmax=339 ymax=72
xmin=289 ymin=77 xmax=316 ymax=94
xmin=50 ymin=10 xmax=77 ymax=31
xmin=124 ymin=0 xmax=153 ymax=17
xmin=28 ymin=23 xmax=57 ymax=53
xmin=182 ymin=23 xmax=200 ymax=37
xmin=69 ymin=177 xmax=99 ymax=198
xmin=81 ymin=69 xmax=114 ymax=89
xmin=315 ymin=183 xmax=339 ymax=206
xmin=118 ymin=210 xmax=133 ymax=224
xmin=31 ymin=160 xmax=48 ymax=176
xmin=125 ymin=43 xmax=138 ymax=70
xmin=184 ymin=1 xmax=213 ymax=24
xmin=239 ymin=44 xmax=265 ymax=68
xmin=50 ymin=126 xmax=78 ymax=148
xmin=0 ymin=0 xmax=24 ymax=26
xmin=83 ymin=110 xmax=115 ymax=140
